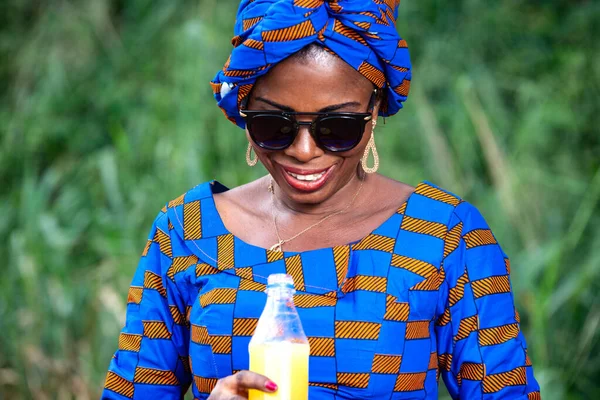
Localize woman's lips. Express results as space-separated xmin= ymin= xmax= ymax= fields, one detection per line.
xmin=279 ymin=164 xmax=335 ymax=192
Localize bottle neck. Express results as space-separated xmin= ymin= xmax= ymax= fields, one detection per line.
xmin=250 ymin=283 xmax=307 ymax=344
xmin=265 ymin=286 xmax=295 ymax=314
xmin=267 ymin=286 xmax=294 ymax=300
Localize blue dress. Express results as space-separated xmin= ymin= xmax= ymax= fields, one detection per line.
xmin=102 ymin=181 xmax=541 ymax=399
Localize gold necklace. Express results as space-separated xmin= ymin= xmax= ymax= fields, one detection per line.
xmin=268 ymin=178 xmax=365 ymax=252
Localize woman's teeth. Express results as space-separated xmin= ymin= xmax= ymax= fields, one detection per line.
xmin=286 ymin=171 xmax=326 ymax=181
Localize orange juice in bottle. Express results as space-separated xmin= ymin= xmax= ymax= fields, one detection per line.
xmin=249 ymin=274 xmax=309 ymax=400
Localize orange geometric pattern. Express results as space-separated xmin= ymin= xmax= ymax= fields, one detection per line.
xmin=483 ymin=366 xmax=527 ymax=393
xmin=168 ymin=193 xmax=185 ymax=208
xmin=242 ymin=16 xmax=263 ymax=31
xmin=216 ymin=234 xmax=234 ymax=268
xmin=393 ymin=79 xmax=411 ymax=96
xmin=144 ymin=270 xmax=166 ymax=297
xmin=141 ymin=239 xmax=151 ymax=256
xmin=455 ymin=315 xmax=479 ymax=341
xmin=199 ymin=288 xmax=237 ymax=308
xmin=438 ymin=353 xmax=453 ymax=372
xmin=335 ymin=321 xmax=381 ymax=339
xmin=352 ymin=233 xmax=395 ymax=252
xmin=262 ymin=20 xmax=316 ymax=43
xmin=194 ymin=376 xmax=218 ymax=394
xmin=127 ymin=286 xmax=143 ymax=304
xmin=285 ymin=254 xmax=306 ymax=291
xmin=238 ymin=278 xmax=266 ymax=292
xmin=333 ymin=245 xmax=350 ymax=285
xmin=308 ymin=337 xmax=335 ymax=357
xmin=478 ymin=323 xmax=520 ymax=346
xmin=411 ymin=266 xmax=444 ymax=291
xmin=191 ymin=324 xmax=210 ymax=344
xmin=471 ymin=275 xmax=511 ymax=298
xmin=400 ymin=215 xmax=447 ymax=239
xmin=294 ymin=293 xmax=337 ymax=308
xmin=464 ymin=228 xmax=497 ymax=248
xmin=266 ymin=249 xmax=284 ymax=263
xmin=397 ymin=201 xmax=407 ymax=215
xmin=170 ymin=305 xmax=186 ymax=325
xmin=143 ymin=321 xmax=172 ymax=340
xmin=460 ymin=362 xmax=485 ymax=380
xmin=372 ymin=354 xmax=402 ymax=374
xmin=153 ymin=228 xmax=172 ymax=257
xmin=105 ymin=371 xmax=134 ymax=398
xmin=394 ymin=372 xmax=427 ymax=392
xmin=436 ymin=307 xmax=451 ymax=326
xmin=428 ymin=352 xmax=438 ymax=370
xmin=294 ymin=0 xmax=323 ymax=8
xmin=414 ymin=182 xmax=461 ymax=206
xmin=183 ymin=201 xmax=202 ymax=241
xmin=333 ymin=20 xmax=368 ymax=46
xmin=196 ymin=262 xmax=219 ymax=277
xmin=448 ymin=271 xmax=469 ymax=306
xmin=118 ymin=333 xmax=142 ymax=352
xmin=443 ymin=222 xmax=462 ymax=258
xmin=528 ymin=391 xmax=542 ymax=400
xmin=337 ymin=372 xmax=370 ymax=388
xmin=357 ymin=61 xmax=386 ymax=88
xmin=341 ymin=275 xmax=387 ymax=294
xmin=134 ymin=367 xmax=179 ymax=385
xmin=310 ymin=382 xmax=338 ymax=389
xmin=167 ymin=255 xmax=198 ymax=281
xmin=235 ymin=266 xmax=253 ymax=280
xmin=391 ymin=254 xmax=437 ymax=279
xmin=405 ymin=320 xmax=430 ymax=340
xmin=384 ymin=294 xmax=409 ymax=321
xmin=232 ymin=318 xmax=258 ymax=336
xmin=242 ymin=38 xmax=264 ymax=51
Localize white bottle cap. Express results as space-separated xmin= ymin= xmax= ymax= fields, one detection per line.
xmin=267 ymin=273 xmax=294 ymax=288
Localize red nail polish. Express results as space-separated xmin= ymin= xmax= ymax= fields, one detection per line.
xmin=265 ymin=381 xmax=278 ymax=391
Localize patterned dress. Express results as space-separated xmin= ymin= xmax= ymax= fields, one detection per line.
xmin=103 ymin=181 xmax=541 ymax=399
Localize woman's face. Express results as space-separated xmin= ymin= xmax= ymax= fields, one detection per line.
xmin=246 ymin=52 xmax=379 ymax=206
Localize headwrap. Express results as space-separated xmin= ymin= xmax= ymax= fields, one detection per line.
xmin=211 ymin=0 xmax=412 ymax=128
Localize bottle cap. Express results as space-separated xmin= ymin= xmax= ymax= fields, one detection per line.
xmin=267 ymin=273 xmax=294 ymax=288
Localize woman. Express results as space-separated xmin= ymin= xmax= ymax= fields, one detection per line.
xmin=103 ymin=0 xmax=541 ymax=399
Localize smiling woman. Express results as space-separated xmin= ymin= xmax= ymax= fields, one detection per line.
xmin=102 ymin=1 xmax=541 ymax=399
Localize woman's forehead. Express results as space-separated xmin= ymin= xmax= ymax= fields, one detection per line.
xmin=251 ymin=55 xmax=374 ymax=109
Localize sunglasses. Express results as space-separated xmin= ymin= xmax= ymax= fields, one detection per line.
xmin=239 ymin=90 xmax=377 ymax=153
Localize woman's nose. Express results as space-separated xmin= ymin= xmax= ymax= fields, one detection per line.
xmin=283 ymin=124 xmax=324 ymax=162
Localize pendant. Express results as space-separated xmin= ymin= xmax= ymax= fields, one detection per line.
xmin=269 ymin=240 xmax=284 ymax=252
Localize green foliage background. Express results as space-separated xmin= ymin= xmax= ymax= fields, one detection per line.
xmin=1 ymin=0 xmax=599 ymax=399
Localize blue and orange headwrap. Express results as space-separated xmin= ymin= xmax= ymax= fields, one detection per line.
xmin=211 ymin=0 xmax=412 ymax=128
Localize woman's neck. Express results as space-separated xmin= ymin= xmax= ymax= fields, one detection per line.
xmin=271 ymin=172 xmax=369 ymax=220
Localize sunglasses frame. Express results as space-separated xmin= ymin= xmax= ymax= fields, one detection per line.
xmin=239 ymin=88 xmax=379 ymax=153
xmin=239 ymin=110 xmax=373 ymax=152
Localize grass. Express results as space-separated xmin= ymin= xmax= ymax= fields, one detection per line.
xmin=1 ymin=0 xmax=599 ymax=398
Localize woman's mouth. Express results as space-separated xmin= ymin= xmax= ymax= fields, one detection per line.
xmin=279 ymin=165 xmax=335 ymax=192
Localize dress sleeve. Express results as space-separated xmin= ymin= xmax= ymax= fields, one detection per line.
xmin=435 ymin=202 xmax=541 ymax=399
xmin=102 ymin=211 xmax=192 ymax=399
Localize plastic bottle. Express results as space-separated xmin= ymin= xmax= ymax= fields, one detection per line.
xmin=248 ymin=273 xmax=310 ymax=400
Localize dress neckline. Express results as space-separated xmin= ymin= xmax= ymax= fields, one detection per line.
xmin=207 ymin=179 xmax=424 ymax=256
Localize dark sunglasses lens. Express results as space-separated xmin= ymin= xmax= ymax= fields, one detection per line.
xmin=316 ymin=117 xmax=363 ymax=151
xmin=249 ymin=115 xmax=295 ymax=149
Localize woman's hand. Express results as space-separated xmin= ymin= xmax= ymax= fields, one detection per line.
xmin=208 ymin=370 xmax=278 ymax=399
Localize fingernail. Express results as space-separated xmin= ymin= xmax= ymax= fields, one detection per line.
xmin=265 ymin=381 xmax=278 ymax=391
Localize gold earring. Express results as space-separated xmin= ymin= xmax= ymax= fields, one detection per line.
xmin=361 ymin=120 xmax=379 ymax=174
xmin=246 ymin=143 xmax=258 ymax=166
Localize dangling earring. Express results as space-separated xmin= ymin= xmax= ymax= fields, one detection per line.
xmin=361 ymin=120 xmax=379 ymax=174
xmin=246 ymin=143 xmax=258 ymax=166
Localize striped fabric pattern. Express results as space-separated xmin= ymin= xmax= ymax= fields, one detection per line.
xmin=211 ymin=0 xmax=412 ymax=128
xmin=102 ymin=180 xmax=541 ymax=399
